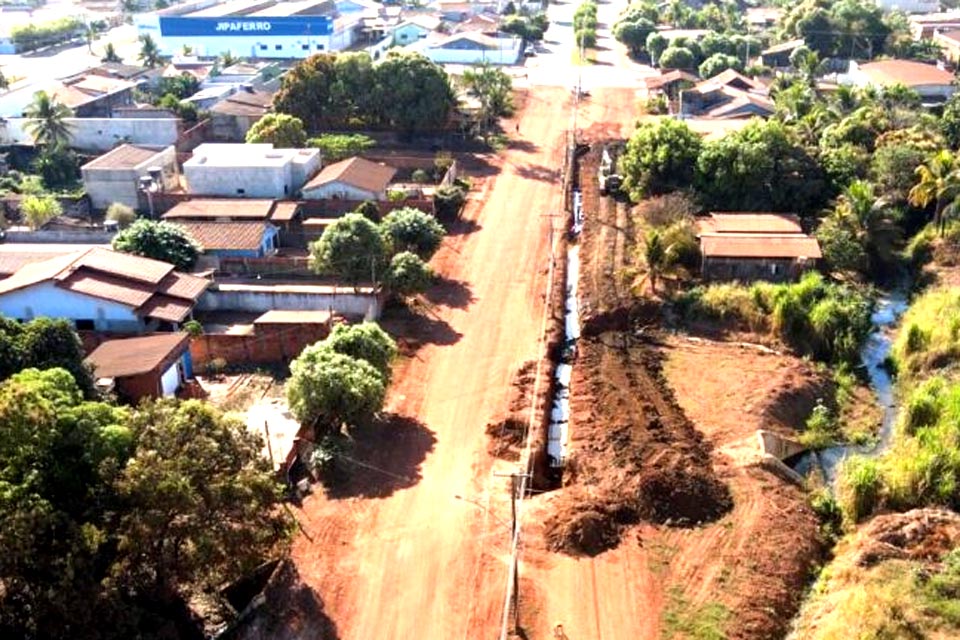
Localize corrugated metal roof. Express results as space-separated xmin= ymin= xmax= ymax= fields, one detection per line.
xmin=59 ymin=268 xmax=156 ymax=307
xmin=86 ymin=333 xmax=189 ymax=378
xmin=699 ymin=213 xmax=803 ymax=235
xmin=162 ymin=199 xmax=276 ymax=220
xmin=139 ymin=295 xmax=194 ymax=323
xmin=82 ymin=144 xmax=168 ymax=171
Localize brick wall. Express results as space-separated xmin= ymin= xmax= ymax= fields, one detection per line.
xmin=190 ymin=322 xmax=331 ymax=369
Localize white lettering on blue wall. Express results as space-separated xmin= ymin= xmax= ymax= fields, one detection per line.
xmin=215 ymin=21 xmax=273 ymax=32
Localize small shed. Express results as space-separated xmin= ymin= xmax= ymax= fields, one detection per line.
xmin=85 ymin=332 xmax=193 ymax=403
xmin=301 ymin=157 xmax=398 ymax=202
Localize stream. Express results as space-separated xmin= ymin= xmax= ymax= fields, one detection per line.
xmin=791 ymin=291 xmax=910 ymax=486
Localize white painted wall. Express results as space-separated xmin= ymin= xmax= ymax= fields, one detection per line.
xmin=414 ymin=39 xmax=523 ymax=65
xmin=302 ymin=180 xmax=382 ymax=201
xmin=160 ymin=360 xmax=181 ymax=396
xmin=197 ymin=287 xmax=381 ymax=320
xmin=0 ymin=282 xmax=143 ymax=331
xmin=83 ymin=146 xmax=179 ymax=210
xmin=185 ymin=161 xmax=292 ymax=198
xmin=0 ymin=118 xmax=180 ymax=151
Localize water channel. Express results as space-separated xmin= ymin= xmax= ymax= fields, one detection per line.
xmin=791 ymin=291 xmax=910 ymax=486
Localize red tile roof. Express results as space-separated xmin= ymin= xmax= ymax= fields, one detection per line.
xmin=138 ymin=295 xmax=195 ymax=323
xmin=858 ymin=60 xmax=955 ymax=88
xmin=174 ymin=221 xmax=269 ymax=251
xmin=58 ymin=268 xmax=156 ymax=307
xmin=86 ymin=333 xmax=189 ymax=378
xmin=700 ymin=233 xmax=822 ymax=259
xmin=162 ymin=199 xmax=277 ymax=220
xmin=303 ymin=157 xmax=397 ymax=194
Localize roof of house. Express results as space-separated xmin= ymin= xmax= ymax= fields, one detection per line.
xmin=269 ymin=201 xmax=300 ymax=222
xmin=698 ymin=213 xmax=803 ymax=235
xmin=87 ymin=62 xmax=154 ymax=80
xmin=909 ymin=10 xmax=960 ymax=24
xmin=174 ymin=221 xmax=270 ymax=251
xmin=303 ymin=156 xmax=397 ymax=193
xmin=705 ymin=91 xmax=776 ymax=118
xmin=162 ymin=199 xmax=278 ymax=220
xmin=253 ymin=309 xmax=333 ymax=324
xmin=436 ymin=31 xmax=501 ymax=49
xmin=761 ymin=38 xmax=805 ymax=56
xmin=86 ymin=332 xmax=190 ymax=378
xmin=700 ymin=233 xmax=822 ymax=259
xmin=644 ymin=70 xmax=698 ymax=90
xmin=81 ymin=144 xmax=170 ymax=171
xmin=208 ymin=89 xmax=274 ymax=116
xmin=694 ymin=68 xmax=767 ymax=93
xmin=400 ymin=13 xmax=442 ymax=31
xmin=935 ymin=28 xmax=960 ymax=45
xmin=0 ymin=248 xmax=209 ymax=323
xmin=857 ymin=60 xmax=955 ymax=87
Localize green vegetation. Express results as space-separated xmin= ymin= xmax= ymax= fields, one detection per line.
xmin=307 ymin=133 xmax=376 ymax=162
xmin=501 ymin=12 xmax=549 ymax=42
xmin=676 ymin=272 xmax=874 ymax=365
xmin=662 ymin=585 xmax=730 ymax=640
xmin=105 ymin=202 xmax=136 ymax=228
xmin=275 ymin=51 xmax=456 ymax=134
xmin=20 ymin=194 xmax=62 ymax=230
xmin=246 ymin=113 xmax=308 ymax=147
xmin=111 ymin=220 xmax=202 ymax=270
xmin=573 ymin=1 xmax=598 ymax=50
xmin=11 ymin=17 xmax=84 ymax=52
xmin=892 ymin=287 xmax=960 ymax=382
xmin=619 ymin=119 xmax=703 ymax=201
xmin=461 ymin=64 xmax=515 ymax=136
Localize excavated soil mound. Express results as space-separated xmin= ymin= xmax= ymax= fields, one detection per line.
xmin=636 ymin=467 xmax=733 ymax=526
xmin=486 ymin=361 xmax=538 ymax=461
xmin=545 ymin=334 xmax=733 ymax=556
xmin=851 ymin=508 xmax=960 ymax=568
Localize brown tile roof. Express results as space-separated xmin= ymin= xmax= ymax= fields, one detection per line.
xmin=269 ymin=201 xmax=300 ymax=222
xmin=700 ymin=233 xmax=822 ymax=259
xmin=699 ymin=213 xmax=803 ymax=235
xmin=138 ymin=295 xmax=195 ymax=323
xmin=86 ymin=333 xmax=189 ymax=378
xmin=59 ymin=268 xmax=156 ymax=307
xmin=303 ymin=157 xmax=397 ymax=194
xmin=82 ymin=144 xmax=169 ymax=171
xmin=162 ymin=199 xmax=277 ymax=220
xmin=253 ymin=310 xmax=333 ymax=324
xmin=858 ymin=60 xmax=955 ymax=88
xmin=0 ymin=248 xmax=209 ymax=323
xmin=174 ymin=221 xmax=269 ymax=251
xmin=936 ymin=28 xmax=960 ymax=45
xmin=209 ymin=90 xmax=274 ymax=116
xmin=761 ymin=38 xmax=805 ymax=56
xmin=644 ymin=70 xmax=698 ymax=90
xmin=705 ymin=91 xmax=775 ymax=118
xmin=0 ymin=251 xmax=74 ymax=277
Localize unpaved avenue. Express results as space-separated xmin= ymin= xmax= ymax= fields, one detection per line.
xmin=292 ymin=86 xmax=572 ymax=638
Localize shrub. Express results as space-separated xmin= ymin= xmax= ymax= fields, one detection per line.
xmin=800 ymin=400 xmax=839 ymax=449
xmin=20 ymin=194 xmax=62 ymax=230
xmin=434 ymin=184 xmax=466 ymax=219
xmin=892 ymin=288 xmax=960 ymax=380
xmin=183 ymin=320 xmax=203 ymax=337
xmin=105 ymin=202 xmax=136 ymax=227
xmin=411 ymin=169 xmax=430 ymax=184
xmin=307 ymin=134 xmax=376 ymax=163
xmin=836 ymin=456 xmax=883 ymax=525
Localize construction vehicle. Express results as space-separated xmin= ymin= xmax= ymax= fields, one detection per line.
xmin=598 ymin=146 xmax=621 ymax=196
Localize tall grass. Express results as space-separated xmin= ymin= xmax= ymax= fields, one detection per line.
xmin=676 ymin=272 xmax=874 ymax=364
xmin=892 ymin=287 xmax=960 ymax=381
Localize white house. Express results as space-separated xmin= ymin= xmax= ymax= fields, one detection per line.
xmin=874 ymin=0 xmax=939 ymax=15
xmin=301 ymin=156 xmax=398 ymax=201
xmin=411 ymin=32 xmax=523 ymax=65
xmin=183 ymin=143 xmax=321 ymax=198
xmin=81 ymin=144 xmax=179 ymax=210
xmin=841 ymin=59 xmax=957 ymax=104
xmin=0 ymin=248 xmax=209 ymax=333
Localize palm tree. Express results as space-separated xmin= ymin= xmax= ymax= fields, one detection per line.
xmin=909 ymin=150 xmax=960 ymax=237
xmin=462 ymin=63 xmax=514 ymax=135
xmin=138 ymin=34 xmax=161 ymax=68
xmin=641 ymin=229 xmax=671 ymax=294
xmin=23 ymin=92 xmax=73 ymax=148
xmin=220 ymin=50 xmax=239 ymax=67
xmin=101 ymin=42 xmax=121 ymax=63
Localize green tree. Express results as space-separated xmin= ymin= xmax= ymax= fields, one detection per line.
xmin=658 ymin=46 xmax=695 ymax=70
xmin=23 ymin=91 xmax=73 ymax=148
xmin=462 ymin=63 xmax=514 ymax=134
xmin=245 ymin=113 xmax=307 ymax=147
xmin=641 ymin=229 xmax=667 ymax=294
xmin=698 ymin=52 xmax=742 ymax=78
xmin=700 ymin=31 xmax=735 ymax=58
xmin=646 ymin=32 xmax=668 ymax=66
xmin=695 ymin=119 xmax=828 ymax=213
xmin=219 ymin=50 xmax=238 ymax=67
xmin=384 ymin=250 xmax=434 ymax=297
xmin=307 ymin=133 xmax=376 ymax=162
xmin=274 ymin=53 xmax=339 ymax=130
xmin=113 ymin=400 xmax=292 ymax=610
xmin=379 ymin=207 xmax=445 ymax=260
xmin=20 ymin=194 xmax=62 ymax=230
xmin=33 ymin=145 xmax=80 ymax=189
xmin=101 ymin=42 xmax=121 ymax=63
xmin=156 ymin=74 xmax=200 ymax=100
xmin=287 ymin=345 xmax=386 ymax=431
xmin=111 ymin=219 xmax=201 ymax=270
xmin=941 ymin=93 xmax=960 ymax=149
xmin=322 ymin=322 xmax=397 ymax=383
xmin=138 ymin=33 xmax=161 ymax=69
xmin=619 ymin=118 xmax=702 ymax=201
xmin=909 ymin=150 xmax=960 ymax=236
xmin=375 ymin=52 xmax=455 ymax=135
xmin=613 ymin=17 xmax=655 ymax=57
xmin=309 ymin=213 xmax=388 ymax=286
xmin=871 ymin=142 xmax=927 ymax=203
xmin=434 ymin=184 xmax=467 ymax=219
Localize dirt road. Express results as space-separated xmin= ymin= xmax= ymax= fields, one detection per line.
xmin=292 ymin=86 xmax=613 ymax=638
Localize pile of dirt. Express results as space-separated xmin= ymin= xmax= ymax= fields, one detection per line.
xmin=486 ymin=361 xmax=538 ymax=461
xmin=760 ymin=366 xmax=834 ymax=434
xmin=850 ymin=508 xmax=960 ymax=568
xmin=545 ymin=333 xmax=733 ymax=556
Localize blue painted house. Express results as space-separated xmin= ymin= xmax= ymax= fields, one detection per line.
xmin=175 ymin=220 xmax=280 ymax=258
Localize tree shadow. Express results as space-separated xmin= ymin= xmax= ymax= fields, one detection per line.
xmin=445 ymin=217 xmax=482 ymax=236
xmin=515 ymin=163 xmax=560 ymax=183
xmin=422 ymin=277 xmax=475 ymax=310
xmin=507 ymin=138 xmax=539 ymax=153
xmin=380 ymin=303 xmax=463 ymax=353
xmin=326 ymin=413 xmax=436 ymax=499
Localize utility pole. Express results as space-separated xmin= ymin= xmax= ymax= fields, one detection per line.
xmin=496 ymin=470 xmax=530 ymax=636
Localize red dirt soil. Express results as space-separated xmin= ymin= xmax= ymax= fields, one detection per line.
xmin=289 ymin=87 xmax=638 ymax=639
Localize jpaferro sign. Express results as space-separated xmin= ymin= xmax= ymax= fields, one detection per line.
xmin=160 ymin=16 xmax=333 ymax=37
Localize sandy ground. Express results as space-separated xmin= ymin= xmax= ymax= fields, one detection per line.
xmin=288 ymin=87 xmax=636 ymax=639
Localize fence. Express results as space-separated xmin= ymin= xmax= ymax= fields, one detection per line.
xmin=190 ymin=321 xmax=331 ymax=368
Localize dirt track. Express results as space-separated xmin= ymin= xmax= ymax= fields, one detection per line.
xmin=290 ymin=87 xmax=636 ymax=638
